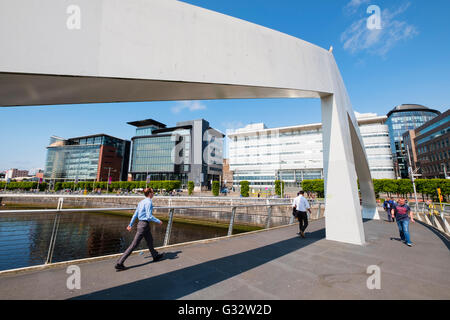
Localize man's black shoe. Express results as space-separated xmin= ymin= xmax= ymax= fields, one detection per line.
xmin=153 ymin=253 xmax=164 ymax=262
xmin=115 ymin=263 xmax=127 ymax=271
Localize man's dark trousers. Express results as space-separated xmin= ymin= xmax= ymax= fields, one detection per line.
xmin=296 ymin=211 xmax=308 ymax=233
xmin=385 ymin=209 xmax=393 ymax=222
xmin=118 ymin=221 xmax=159 ymax=265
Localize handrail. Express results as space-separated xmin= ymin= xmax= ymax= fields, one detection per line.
xmin=1 ymin=201 xmax=318 ymax=267
xmin=0 ymin=202 xmax=307 ymax=214
xmin=0 ymin=192 xmax=296 ymax=201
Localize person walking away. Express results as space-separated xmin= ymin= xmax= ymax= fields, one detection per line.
xmin=391 ymin=198 xmax=415 ymax=247
xmin=383 ymin=197 xmax=395 ymax=222
xmin=115 ymin=188 xmax=164 ymax=271
xmin=293 ymin=191 xmax=312 ymax=238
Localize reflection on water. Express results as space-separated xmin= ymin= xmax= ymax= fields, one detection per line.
xmin=0 ymin=205 xmax=228 ymax=271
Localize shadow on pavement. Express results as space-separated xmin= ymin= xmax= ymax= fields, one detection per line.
xmin=415 ymin=221 xmax=450 ymax=250
xmin=124 ymin=251 xmax=183 ymax=271
xmin=71 ymin=228 xmax=326 ymax=300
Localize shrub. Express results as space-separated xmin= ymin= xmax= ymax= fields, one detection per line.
xmin=240 ymin=181 xmax=250 ymax=197
xmin=188 ymin=181 xmax=194 ymax=195
xmin=274 ymin=180 xmax=285 ymax=196
xmin=212 ymin=181 xmax=220 ymax=196
xmin=301 ymin=179 xmax=324 ymax=198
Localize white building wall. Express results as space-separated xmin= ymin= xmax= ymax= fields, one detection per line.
xmin=229 ymin=114 xmax=395 ymax=187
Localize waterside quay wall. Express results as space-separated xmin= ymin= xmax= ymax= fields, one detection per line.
xmin=0 ymin=195 xmax=324 ymax=227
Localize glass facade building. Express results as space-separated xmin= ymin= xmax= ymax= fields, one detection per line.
xmin=405 ymin=110 xmax=450 ymax=178
xmin=386 ymin=104 xmax=440 ymax=178
xmin=44 ymin=134 xmax=130 ymax=182
xmin=128 ymin=119 xmax=223 ymax=188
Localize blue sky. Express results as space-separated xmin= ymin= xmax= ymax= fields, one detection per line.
xmin=1 ymin=0 xmax=449 ymax=172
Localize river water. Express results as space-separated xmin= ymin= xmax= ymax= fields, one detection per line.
xmin=0 ymin=204 xmax=232 ymax=271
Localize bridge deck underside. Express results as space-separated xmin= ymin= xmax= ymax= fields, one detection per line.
xmin=0 ymin=73 xmax=328 ymax=107
xmin=0 ymin=218 xmax=449 ymax=300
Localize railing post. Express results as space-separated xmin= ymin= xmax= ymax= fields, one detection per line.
xmin=289 ymin=206 xmax=295 ymax=225
xmin=163 ymin=208 xmax=175 ymax=246
xmin=442 ymin=214 xmax=450 ymax=235
xmin=45 ymin=197 xmax=63 ymax=264
xmin=266 ymin=205 xmax=272 ymax=229
xmin=423 ymin=211 xmax=432 ymax=225
xmin=227 ymin=206 xmax=237 ymax=236
xmin=316 ymin=203 xmax=321 ymax=219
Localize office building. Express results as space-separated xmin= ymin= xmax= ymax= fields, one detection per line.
xmin=403 ymin=109 xmax=450 ymax=178
xmin=44 ymin=134 xmax=130 ymax=182
xmin=386 ymin=104 xmax=440 ymax=178
xmin=222 ymin=159 xmax=234 ymax=190
xmin=6 ymin=169 xmax=29 ymax=180
xmin=128 ymin=118 xmax=224 ymax=188
xmin=227 ymin=112 xmax=395 ymax=190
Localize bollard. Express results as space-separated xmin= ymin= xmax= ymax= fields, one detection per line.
xmin=163 ymin=208 xmax=175 ymax=246
xmin=227 ymin=207 xmax=236 ymax=236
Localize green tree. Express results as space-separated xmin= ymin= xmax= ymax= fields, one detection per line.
xmin=240 ymin=181 xmax=250 ymax=197
xmin=301 ymin=180 xmax=314 ymax=193
xmin=274 ymin=180 xmax=285 ymax=196
xmin=311 ymin=179 xmax=325 ymax=198
xmin=396 ymin=179 xmax=413 ymax=198
xmin=212 ymin=181 xmax=220 ymax=196
xmin=188 ymin=181 xmax=194 ymax=195
xmin=372 ymin=179 xmax=384 ymax=198
xmin=382 ymin=179 xmax=397 ymax=197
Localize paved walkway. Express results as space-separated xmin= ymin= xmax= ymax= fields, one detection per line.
xmin=0 ymin=218 xmax=449 ymax=300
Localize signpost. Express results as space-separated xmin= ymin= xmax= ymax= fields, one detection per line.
xmin=105 ymin=167 xmax=115 ymax=193
xmin=437 ymin=188 xmax=443 ymax=211
xmin=406 ymin=145 xmax=419 ymax=215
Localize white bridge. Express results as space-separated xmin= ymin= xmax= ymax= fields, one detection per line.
xmin=0 ymin=0 xmax=379 ymax=245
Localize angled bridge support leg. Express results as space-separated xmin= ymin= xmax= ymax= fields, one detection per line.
xmin=321 ymin=94 xmax=366 ymax=245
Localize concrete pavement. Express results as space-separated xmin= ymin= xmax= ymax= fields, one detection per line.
xmin=0 ymin=218 xmax=449 ymax=300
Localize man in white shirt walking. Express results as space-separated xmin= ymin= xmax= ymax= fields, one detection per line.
xmin=292 ymin=191 xmax=311 ymax=238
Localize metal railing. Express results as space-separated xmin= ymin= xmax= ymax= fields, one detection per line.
xmin=379 ymin=201 xmax=450 ymax=235
xmin=0 ymin=199 xmax=325 ymax=271
xmin=410 ymin=202 xmax=450 ymax=235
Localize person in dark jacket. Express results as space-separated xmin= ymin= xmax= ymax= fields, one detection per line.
xmin=383 ymin=197 xmax=395 ymax=222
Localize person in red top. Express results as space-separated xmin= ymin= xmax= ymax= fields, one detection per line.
xmin=391 ymin=198 xmax=415 ymax=247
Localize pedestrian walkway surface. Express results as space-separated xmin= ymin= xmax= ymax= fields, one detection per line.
xmin=0 ymin=219 xmax=449 ymax=300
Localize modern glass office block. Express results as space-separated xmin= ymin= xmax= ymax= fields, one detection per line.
xmin=44 ymin=134 xmax=130 ymax=182
xmin=128 ymin=119 xmax=224 ymax=187
xmin=386 ymin=105 xmax=440 ymax=178
xmin=45 ymin=145 xmax=100 ymax=180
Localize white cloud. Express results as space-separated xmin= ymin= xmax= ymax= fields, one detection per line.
xmin=171 ymin=101 xmax=207 ymax=114
xmin=221 ymin=121 xmax=245 ymax=135
xmin=341 ymin=2 xmax=418 ymax=57
xmin=344 ymin=0 xmax=370 ymax=15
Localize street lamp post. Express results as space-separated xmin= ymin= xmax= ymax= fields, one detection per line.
xmin=105 ymin=167 xmax=115 ymax=194
xmin=407 ymin=145 xmax=419 ymax=214
xmin=442 ymin=163 xmax=448 ymax=179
